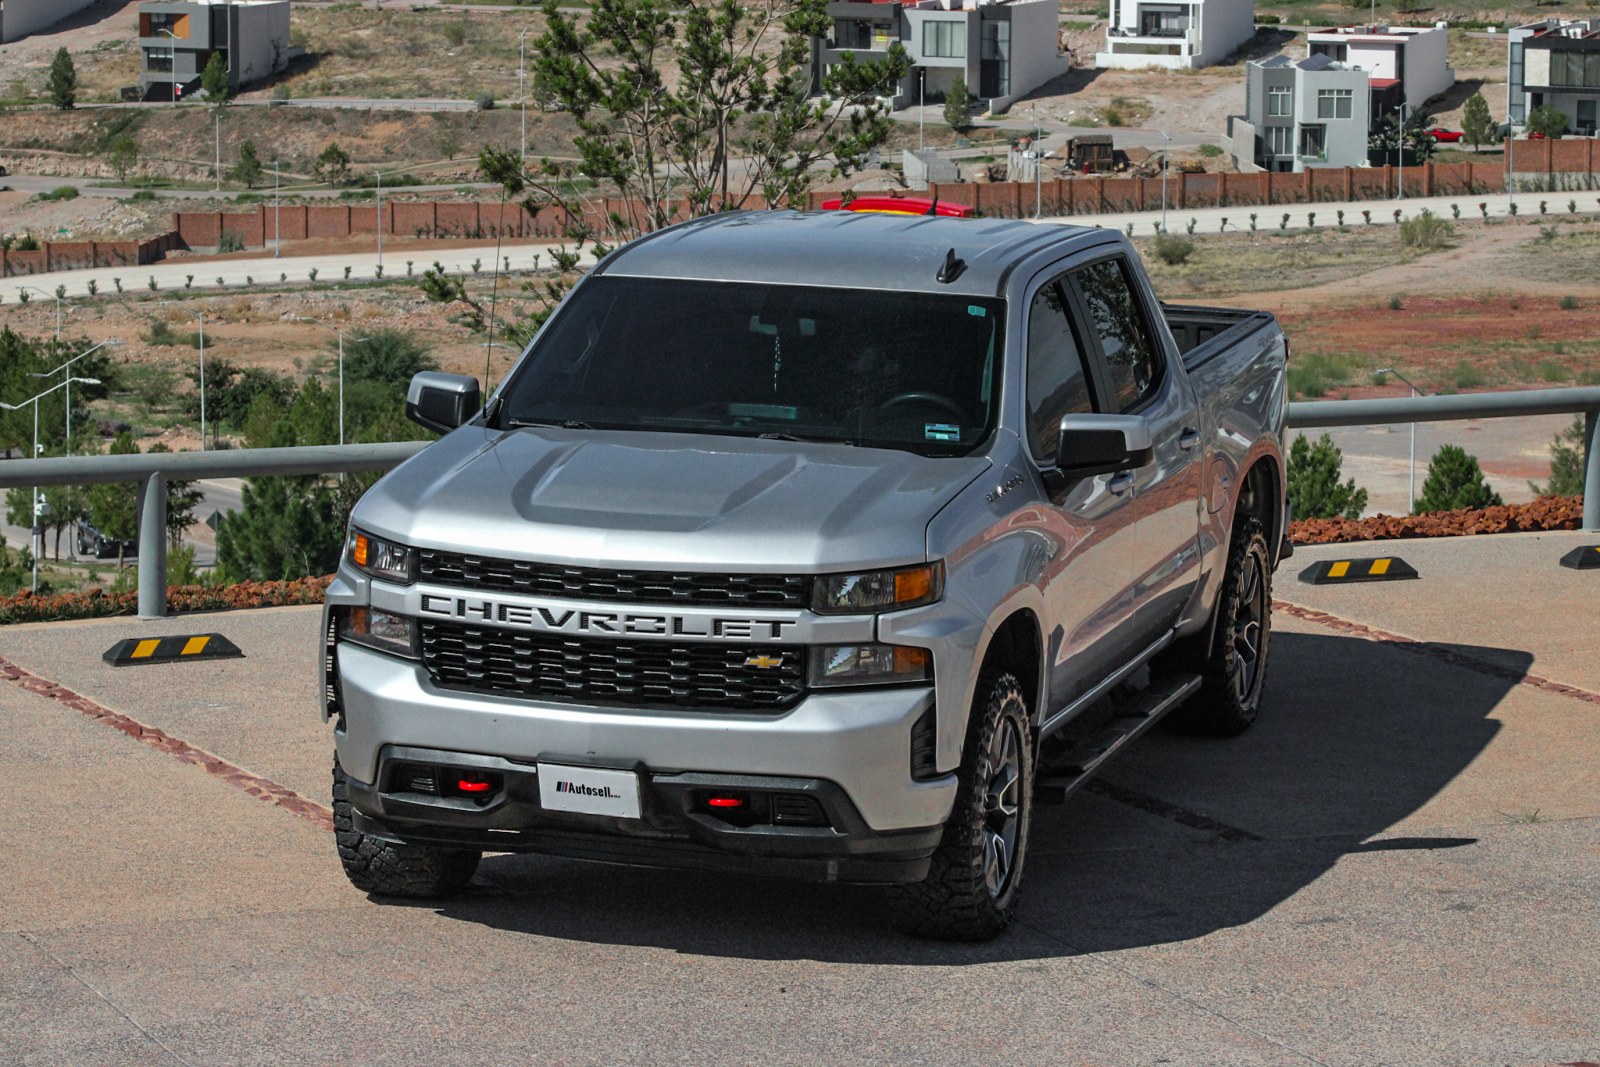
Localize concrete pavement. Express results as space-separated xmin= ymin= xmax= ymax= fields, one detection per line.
xmin=3 ymin=531 xmax=1598 ymax=1063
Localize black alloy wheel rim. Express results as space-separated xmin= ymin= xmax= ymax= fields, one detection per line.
xmin=1231 ymin=550 xmax=1267 ymax=705
xmin=982 ymin=716 xmax=1023 ymax=899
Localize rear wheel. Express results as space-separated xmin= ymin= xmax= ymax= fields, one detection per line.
xmin=1168 ymin=516 xmax=1272 ymax=736
xmin=892 ymin=671 xmax=1033 ymax=941
xmin=332 ymin=760 xmax=481 ymax=899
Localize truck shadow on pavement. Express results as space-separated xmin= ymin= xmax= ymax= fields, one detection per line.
xmin=424 ymin=630 xmax=1520 ymax=964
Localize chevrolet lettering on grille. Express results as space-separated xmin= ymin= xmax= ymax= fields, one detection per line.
xmin=417 ymin=594 xmax=799 ymax=641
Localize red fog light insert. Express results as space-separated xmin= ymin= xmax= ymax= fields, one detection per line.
xmin=706 ymin=795 xmax=746 ymax=809
xmin=451 ymin=772 xmax=501 ymax=798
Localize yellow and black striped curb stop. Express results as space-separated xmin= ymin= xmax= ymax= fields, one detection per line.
xmin=1559 ymin=545 xmax=1600 ymax=571
xmin=102 ymin=633 xmax=245 ymax=667
xmin=1298 ymin=556 xmax=1419 ymax=585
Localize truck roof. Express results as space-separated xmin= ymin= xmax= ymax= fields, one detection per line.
xmin=593 ymin=210 xmax=1109 ymax=298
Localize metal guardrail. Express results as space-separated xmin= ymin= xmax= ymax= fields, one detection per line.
xmin=1 ymin=388 xmax=1597 ymax=618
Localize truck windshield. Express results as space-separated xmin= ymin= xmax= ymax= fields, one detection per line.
xmin=495 ymin=276 xmax=1006 ymax=457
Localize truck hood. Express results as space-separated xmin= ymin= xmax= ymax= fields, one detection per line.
xmin=354 ymin=426 xmax=991 ymax=572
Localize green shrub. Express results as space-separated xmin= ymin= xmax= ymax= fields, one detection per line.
xmin=1399 ymin=209 xmax=1452 ymax=251
xmin=1531 ymin=417 xmax=1586 ymax=497
xmin=1452 ymin=360 xmax=1486 ymax=390
xmin=1287 ymin=434 xmax=1368 ymax=519
xmin=217 ymin=231 xmax=245 ymax=253
xmin=36 ymin=185 xmax=79 ymax=202
xmin=1415 ymin=444 xmax=1503 ymax=514
xmin=1559 ymin=294 xmax=1579 ymax=310
xmin=1388 ymin=295 xmax=1403 ymax=311
xmin=1150 ymin=233 xmax=1194 ymax=265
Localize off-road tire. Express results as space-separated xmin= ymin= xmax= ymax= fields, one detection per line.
xmin=892 ymin=671 xmax=1034 ymax=941
xmin=332 ymin=760 xmax=481 ymax=898
xmin=1167 ymin=516 xmax=1272 ymax=737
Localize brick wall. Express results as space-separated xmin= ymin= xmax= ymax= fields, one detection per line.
xmin=1 ymin=232 xmax=183 ymax=278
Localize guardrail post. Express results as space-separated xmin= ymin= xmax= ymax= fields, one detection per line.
xmin=1585 ymin=410 xmax=1599 ymax=532
xmin=136 ymin=473 xmax=167 ymax=619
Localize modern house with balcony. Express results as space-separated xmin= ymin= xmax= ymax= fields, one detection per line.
xmin=813 ymin=0 xmax=1066 ymax=115
xmin=137 ymin=0 xmax=290 ymax=102
xmin=0 ymin=0 xmax=98 ymax=43
xmin=1094 ymin=0 xmax=1256 ymax=71
xmin=1507 ymin=17 xmax=1600 ymax=135
xmin=1226 ymin=54 xmax=1371 ymax=173
xmin=1306 ymin=22 xmax=1452 ymax=114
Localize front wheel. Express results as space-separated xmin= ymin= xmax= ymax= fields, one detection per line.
xmin=891 ymin=671 xmax=1034 ymax=941
xmin=332 ymin=760 xmax=481 ymax=899
xmin=1168 ymin=516 xmax=1273 ymax=736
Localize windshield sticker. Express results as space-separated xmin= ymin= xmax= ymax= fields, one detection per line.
xmin=730 ymin=403 xmax=799 ymax=421
xmin=968 ymin=305 xmax=987 ymax=317
xmin=925 ymin=423 xmax=962 ymax=442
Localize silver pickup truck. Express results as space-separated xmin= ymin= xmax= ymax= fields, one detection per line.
xmin=322 ymin=211 xmax=1289 ymax=940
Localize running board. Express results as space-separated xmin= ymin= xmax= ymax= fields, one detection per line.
xmin=1035 ymin=673 xmax=1203 ymax=805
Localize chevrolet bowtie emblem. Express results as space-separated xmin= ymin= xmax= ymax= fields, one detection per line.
xmin=744 ymin=655 xmax=784 ymax=669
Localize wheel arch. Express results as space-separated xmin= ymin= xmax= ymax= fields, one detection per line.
xmin=975 ymin=609 xmax=1044 ymax=727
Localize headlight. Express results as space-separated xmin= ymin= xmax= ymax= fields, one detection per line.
xmin=340 ymin=607 xmax=419 ymax=659
xmin=809 ymin=644 xmax=932 ymax=688
xmin=812 ymin=562 xmax=943 ymax=614
xmin=347 ymin=527 xmax=415 ymax=584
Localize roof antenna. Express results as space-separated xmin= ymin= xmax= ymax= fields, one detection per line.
xmin=936 ymin=248 xmax=967 ymax=284
xmin=925 ymin=194 xmax=939 ymax=216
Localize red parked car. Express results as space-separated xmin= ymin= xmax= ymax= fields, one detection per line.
xmin=1429 ymin=128 xmax=1464 ymax=143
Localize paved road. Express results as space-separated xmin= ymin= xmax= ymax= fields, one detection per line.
xmin=5 ymin=240 xmax=596 ymax=302
xmin=1 ymin=530 xmax=1597 ymax=1063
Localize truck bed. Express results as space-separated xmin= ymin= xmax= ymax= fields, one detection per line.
xmin=1163 ymin=303 xmax=1280 ymax=368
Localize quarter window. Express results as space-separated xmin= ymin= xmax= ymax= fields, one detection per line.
xmin=1025 ymin=280 xmax=1096 ymax=459
xmin=1071 ymin=259 xmax=1161 ymax=413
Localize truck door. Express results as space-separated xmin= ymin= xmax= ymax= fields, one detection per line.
xmin=1065 ymin=256 xmax=1203 ymax=646
xmin=1024 ymin=271 xmax=1143 ymax=711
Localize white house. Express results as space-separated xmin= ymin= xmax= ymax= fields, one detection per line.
xmin=1095 ymin=0 xmax=1256 ymax=71
xmin=1305 ymin=22 xmax=1453 ymax=112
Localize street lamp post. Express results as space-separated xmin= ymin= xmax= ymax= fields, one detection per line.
xmin=197 ymin=311 xmax=207 ymax=449
xmin=1395 ymin=103 xmax=1408 ymax=200
xmin=20 ymin=286 xmax=62 ymax=343
xmin=1376 ymin=366 xmax=1423 ymax=513
xmin=30 ymin=339 xmax=120 ymax=455
xmin=919 ymin=69 xmax=926 ymax=156
xmin=273 ymin=155 xmax=281 ymax=257
xmin=157 ymin=28 xmax=179 ymax=107
xmin=1159 ymin=129 xmax=1170 ymax=233
xmin=293 ymin=318 xmax=368 ymax=445
xmin=214 ymin=107 xmax=222 ymax=192
xmin=376 ymin=168 xmax=384 ymax=271
xmin=1 ymin=376 xmax=101 ymax=592
xmin=519 ymin=27 xmax=533 ymax=167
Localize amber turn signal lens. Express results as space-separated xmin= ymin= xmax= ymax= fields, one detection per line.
xmin=893 ymin=646 xmax=931 ymax=673
xmin=894 ymin=567 xmax=935 ymax=605
xmin=352 ymin=533 xmax=370 ymax=567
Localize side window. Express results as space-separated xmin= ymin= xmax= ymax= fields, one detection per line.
xmin=1025 ymin=279 xmax=1095 ymax=460
xmin=1073 ymin=258 xmax=1162 ymax=413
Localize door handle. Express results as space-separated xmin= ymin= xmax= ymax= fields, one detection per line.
xmin=1108 ymin=471 xmax=1135 ymax=496
xmin=1178 ymin=427 xmax=1202 ymax=451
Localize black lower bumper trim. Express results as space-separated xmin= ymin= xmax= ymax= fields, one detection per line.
xmin=344 ymin=746 xmax=943 ymax=885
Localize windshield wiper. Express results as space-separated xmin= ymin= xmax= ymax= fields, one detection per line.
xmin=758 ymin=431 xmax=854 ymax=445
xmin=506 ymin=418 xmax=594 ymax=430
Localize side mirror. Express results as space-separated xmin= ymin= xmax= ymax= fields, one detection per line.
xmin=406 ymin=372 xmax=481 ymax=434
xmin=1054 ymin=413 xmax=1154 ymax=480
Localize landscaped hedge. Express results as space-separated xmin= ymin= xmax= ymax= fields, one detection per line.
xmin=0 ymin=576 xmax=333 ymax=626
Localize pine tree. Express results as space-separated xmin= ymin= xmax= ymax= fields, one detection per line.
xmin=1415 ymin=444 xmax=1503 ymax=514
xmin=233 ymin=140 xmax=264 ymax=189
xmin=200 ymin=51 xmax=231 ymax=102
xmin=46 ymin=47 xmax=77 ymax=110
xmin=1461 ymin=93 xmax=1493 ymax=151
xmin=943 ymin=76 xmax=973 ymax=133
xmin=108 ymin=135 xmax=140 ymax=182
xmin=1530 ymin=417 xmax=1585 ymax=498
xmin=314 ymin=142 xmax=352 ymax=187
xmin=87 ymin=432 xmax=140 ymax=566
xmin=1286 ymin=433 xmax=1368 ymax=520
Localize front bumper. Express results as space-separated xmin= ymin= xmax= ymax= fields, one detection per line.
xmin=332 ymin=641 xmax=958 ymax=834
xmin=345 ymin=745 xmax=944 ymax=884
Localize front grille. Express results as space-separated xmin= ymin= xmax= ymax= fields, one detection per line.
xmin=417 ymin=549 xmax=810 ymax=608
xmin=420 ymin=620 xmax=807 ymax=711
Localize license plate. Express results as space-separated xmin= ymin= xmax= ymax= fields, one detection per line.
xmin=537 ymin=763 xmax=642 ymax=819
